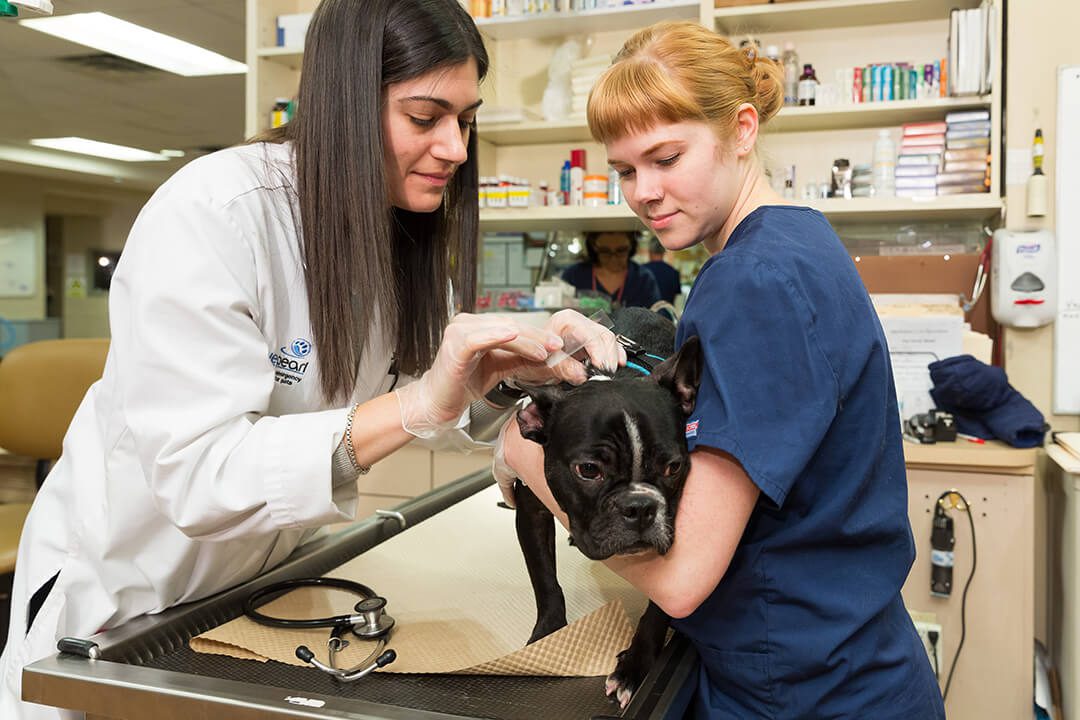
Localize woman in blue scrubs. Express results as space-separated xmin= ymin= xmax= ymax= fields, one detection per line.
xmin=560 ymin=231 xmax=662 ymax=309
xmin=500 ymin=20 xmax=946 ymax=719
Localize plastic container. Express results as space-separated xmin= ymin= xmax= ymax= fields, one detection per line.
xmin=583 ymin=174 xmax=608 ymax=207
xmin=570 ymin=149 xmax=586 ymax=206
xmin=782 ymin=43 xmax=800 ymax=106
xmin=872 ymin=129 xmax=897 ymax=198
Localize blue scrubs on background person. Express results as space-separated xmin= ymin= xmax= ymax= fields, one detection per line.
xmin=560 ymin=260 xmax=661 ymax=309
xmin=643 ymin=238 xmax=681 ymax=305
xmin=674 ymin=206 xmax=944 ymax=719
xmin=560 ymin=230 xmax=662 ymax=309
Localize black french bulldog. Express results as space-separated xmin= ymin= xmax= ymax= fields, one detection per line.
xmin=511 ymin=307 xmax=702 ymax=709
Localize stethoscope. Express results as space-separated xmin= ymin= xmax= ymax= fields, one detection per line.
xmin=243 ymin=577 xmax=397 ymax=682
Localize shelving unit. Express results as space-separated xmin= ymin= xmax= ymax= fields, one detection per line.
xmin=245 ymin=0 xmax=1005 ymax=228
xmin=479 ymin=193 xmax=1002 ymax=232
xmin=476 ymin=0 xmax=702 ymax=41
xmin=713 ymin=0 xmax=981 ymax=34
xmin=479 ymin=95 xmax=993 ymax=145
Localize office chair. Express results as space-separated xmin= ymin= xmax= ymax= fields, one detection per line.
xmin=0 ymin=339 xmax=109 ymax=578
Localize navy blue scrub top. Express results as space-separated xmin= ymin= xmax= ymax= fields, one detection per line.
xmin=673 ymin=206 xmax=944 ymax=719
xmin=643 ymin=259 xmax=682 ymax=304
xmin=560 ymin=260 xmax=662 ymax=308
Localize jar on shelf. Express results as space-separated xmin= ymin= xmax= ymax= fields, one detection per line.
xmin=583 ymin=174 xmax=608 ymax=207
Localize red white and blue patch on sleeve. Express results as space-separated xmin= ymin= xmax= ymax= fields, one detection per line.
xmin=685 ymin=419 xmax=699 ymax=438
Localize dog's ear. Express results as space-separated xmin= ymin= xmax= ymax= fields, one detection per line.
xmin=651 ymin=336 xmax=703 ymax=417
xmin=514 ymin=385 xmax=566 ymax=444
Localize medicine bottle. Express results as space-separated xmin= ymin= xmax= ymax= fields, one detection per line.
xmin=797 ymin=64 xmax=818 ymax=106
xmin=270 ymin=98 xmax=291 ymax=129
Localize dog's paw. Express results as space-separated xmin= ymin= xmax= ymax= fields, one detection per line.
xmin=526 ymin=616 xmax=567 ymax=645
xmin=604 ymin=649 xmax=646 ymax=710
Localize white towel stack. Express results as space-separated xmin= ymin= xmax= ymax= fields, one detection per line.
xmin=569 ymin=55 xmax=612 ymax=118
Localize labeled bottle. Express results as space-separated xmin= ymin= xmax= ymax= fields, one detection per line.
xmin=607 ymin=166 xmax=622 ymax=205
xmin=560 ymin=160 xmax=571 ymax=205
xmin=270 ymin=97 xmax=291 ymax=128
xmin=782 ymin=43 xmax=800 ymax=106
xmin=872 ymin=129 xmax=896 ymax=198
xmin=570 ymin=149 xmax=586 ymax=206
xmin=797 ymin=64 xmax=818 ymax=106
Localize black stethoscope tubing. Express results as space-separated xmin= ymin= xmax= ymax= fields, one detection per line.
xmin=243 ymin=577 xmax=380 ymax=630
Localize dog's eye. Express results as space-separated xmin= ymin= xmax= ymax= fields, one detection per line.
xmin=663 ymin=460 xmax=683 ymax=477
xmin=574 ymin=462 xmax=603 ymax=481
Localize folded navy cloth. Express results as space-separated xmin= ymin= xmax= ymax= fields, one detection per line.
xmin=928 ymin=354 xmax=1047 ymax=448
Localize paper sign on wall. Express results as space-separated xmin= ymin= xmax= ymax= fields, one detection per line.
xmin=1055 ymin=65 xmax=1080 ymax=414
xmin=0 ymin=229 xmax=36 ymax=298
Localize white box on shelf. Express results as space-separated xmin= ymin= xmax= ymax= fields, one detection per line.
xmin=276 ymin=13 xmax=312 ymax=48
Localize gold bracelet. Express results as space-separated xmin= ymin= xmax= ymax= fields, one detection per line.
xmin=343 ymin=402 xmax=370 ymax=476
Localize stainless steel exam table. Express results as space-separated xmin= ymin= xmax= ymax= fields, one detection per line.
xmin=22 ymin=471 xmax=696 ymax=719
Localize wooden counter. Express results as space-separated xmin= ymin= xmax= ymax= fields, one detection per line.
xmin=904 ymin=438 xmax=1038 ymax=474
xmin=901 ymin=439 xmax=1036 ymax=720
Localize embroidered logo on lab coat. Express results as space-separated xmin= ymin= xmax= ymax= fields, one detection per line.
xmin=685 ymin=419 xmax=699 ymax=438
xmin=269 ymin=338 xmax=313 ymax=386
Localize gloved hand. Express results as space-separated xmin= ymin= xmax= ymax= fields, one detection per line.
xmin=496 ymin=309 xmax=626 ymax=387
xmin=395 ymin=314 xmax=563 ymax=439
xmin=493 ymin=415 xmax=519 ymax=507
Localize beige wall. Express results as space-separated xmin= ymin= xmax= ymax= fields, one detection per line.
xmin=1004 ymin=0 xmax=1080 ymax=433
xmin=0 ymin=172 xmax=148 ymax=339
xmin=0 ymin=174 xmax=48 ymax=320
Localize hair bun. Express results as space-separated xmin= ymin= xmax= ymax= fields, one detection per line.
xmin=749 ymin=50 xmax=784 ymax=125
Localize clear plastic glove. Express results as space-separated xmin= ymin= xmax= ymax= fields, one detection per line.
xmin=501 ymin=309 xmax=626 ymax=387
xmin=395 ymin=314 xmax=563 ymax=439
xmin=493 ymin=415 xmax=519 ymax=507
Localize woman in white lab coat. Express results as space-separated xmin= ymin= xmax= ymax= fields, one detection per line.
xmin=0 ymin=1 xmax=620 ymax=717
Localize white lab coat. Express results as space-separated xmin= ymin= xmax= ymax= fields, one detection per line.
xmin=0 ymin=142 xmax=448 ymax=719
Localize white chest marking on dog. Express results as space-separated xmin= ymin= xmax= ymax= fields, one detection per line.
xmin=623 ymin=410 xmax=644 ymax=483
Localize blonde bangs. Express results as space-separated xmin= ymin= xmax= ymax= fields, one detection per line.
xmin=587 ymin=58 xmax=704 ymax=145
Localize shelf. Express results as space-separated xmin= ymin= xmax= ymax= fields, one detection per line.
xmin=807 ymin=194 xmax=1002 ymax=223
xmin=713 ymin=0 xmax=981 ymax=34
xmin=769 ymin=95 xmax=991 ymax=132
xmin=478 ymin=96 xmax=992 ymax=145
xmin=475 ymin=0 xmax=700 ymax=41
xmin=478 ymin=118 xmax=594 ymax=146
xmin=479 ymin=194 xmax=1002 ymax=231
xmin=480 ymin=204 xmax=642 ymax=232
xmin=257 ymin=46 xmax=303 ymax=70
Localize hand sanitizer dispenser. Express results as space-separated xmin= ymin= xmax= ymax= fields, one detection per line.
xmin=991 ymin=229 xmax=1056 ymax=328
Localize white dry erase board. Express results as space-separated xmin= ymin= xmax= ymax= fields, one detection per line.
xmin=0 ymin=229 xmax=36 ymax=297
xmin=1055 ymin=65 xmax=1080 ymax=414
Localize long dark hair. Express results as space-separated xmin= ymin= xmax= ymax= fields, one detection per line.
xmin=253 ymin=0 xmax=487 ymax=403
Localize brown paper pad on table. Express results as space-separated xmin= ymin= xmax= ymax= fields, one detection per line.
xmin=192 ymin=485 xmax=648 ymax=676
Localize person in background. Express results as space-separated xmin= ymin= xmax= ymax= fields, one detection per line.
xmin=0 ymin=2 xmax=621 ymax=718
xmin=560 ymin=231 xmax=662 ymax=308
xmin=498 ymin=20 xmax=945 ymax=720
xmin=642 ymin=236 xmax=682 ymax=305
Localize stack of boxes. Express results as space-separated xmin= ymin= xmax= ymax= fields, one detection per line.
xmin=895 ymin=121 xmax=945 ymax=198
xmin=893 ymin=109 xmax=991 ymax=198
xmin=938 ymin=109 xmax=991 ymax=194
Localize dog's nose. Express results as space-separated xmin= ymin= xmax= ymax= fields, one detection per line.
xmin=617 ymin=495 xmax=658 ymax=531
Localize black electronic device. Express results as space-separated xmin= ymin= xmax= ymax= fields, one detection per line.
xmin=930 ymin=504 xmax=955 ymax=597
xmin=906 ymin=409 xmax=959 ymax=444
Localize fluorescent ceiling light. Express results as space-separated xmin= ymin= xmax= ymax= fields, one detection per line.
xmin=30 ymin=137 xmax=170 ymax=162
xmin=19 ymin=12 xmax=247 ymax=76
